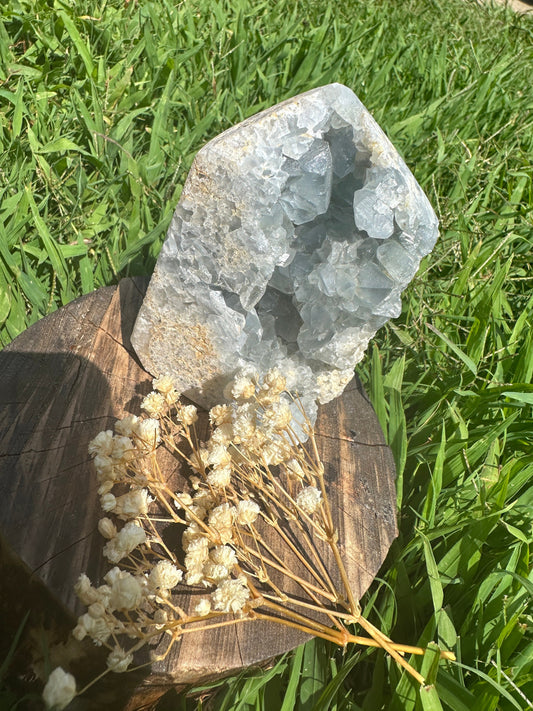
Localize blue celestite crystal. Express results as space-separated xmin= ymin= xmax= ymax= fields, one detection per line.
xmin=132 ymin=84 xmax=438 ymax=420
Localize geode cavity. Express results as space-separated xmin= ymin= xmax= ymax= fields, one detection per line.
xmin=132 ymin=84 xmax=438 ymax=420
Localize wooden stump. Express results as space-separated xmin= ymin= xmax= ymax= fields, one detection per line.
xmin=0 ymin=278 xmax=397 ymax=709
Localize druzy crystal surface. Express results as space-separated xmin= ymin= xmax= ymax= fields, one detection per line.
xmin=132 ymin=84 xmax=438 ymax=419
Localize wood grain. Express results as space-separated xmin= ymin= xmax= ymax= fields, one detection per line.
xmin=0 ymin=278 xmax=397 ymax=708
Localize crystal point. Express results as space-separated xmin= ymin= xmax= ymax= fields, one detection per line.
xmin=132 ymin=84 xmax=438 ymax=414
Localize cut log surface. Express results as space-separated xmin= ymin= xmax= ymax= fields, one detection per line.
xmin=0 ymin=278 xmax=397 ymax=708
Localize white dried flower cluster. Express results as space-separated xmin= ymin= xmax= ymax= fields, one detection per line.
xmin=152 ymin=374 xmax=179 ymax=398
xmin=88 ymin=417 xmax=160 ymax=497
xmin=47 ymin=370 xmax=336 ymax=708
xmin=103 ymin=521 xmax=147 ymax=564
xmin=98 ymin=517 xmax=117 ymax=539
xmin=178 ymin=497 xmax=240 ymax=591
xmin=149 ymin=560 xmax=183 ymax=591
xmin=296 ymin=486 xmax=323 ymax=515
xmin=141 ymin=391 xmax=166 ymax=418
xmin=193 ymin=597 xmax=212 ymax=617
xmin=106 ymin=646 xmax=134 ymax=673
xmin=190 ymin=369 xmax=296 ymax=494
xmin=42 ymin=667 xmax=76 ymax=710
xmin=236 ymin=500 xmax=260 ymax=526
xmin=212 ymin=576 xmax=251 ymax=613
xmin=177 ymin=403 xmax=198 ymax=426
xmin=134 ymin=418 xmax=161 ymax=452
xmin=72 ymin=567 xmax=148 ymax=647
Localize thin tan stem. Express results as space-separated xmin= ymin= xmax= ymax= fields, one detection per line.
xmin=260 ymin=592 xmax=355 ymax=623
xmin=238 ymin=535 xmax=338 ymax=603
xmin=258 ymin=597 xmax=349 ymax=641
xmin=235 ymin=521 xmax=344 ymax=631
xmin=173 ymin=616 xmax=249 ymax=635
xmin=253 ymin=611 xmax=346 ymax=646
xmin=346 ymin=634 xmax=455 ymax=659
xmin=356 ymin=615 xmax=426 ymax=685
xmin=142 ymin=513 xmax=178 ymax=563
xmin=305 ymin=432 xmax=360 ymax=617
xmin=326 ymin=530 xmax=360 ymax=617
xmin=285 ymin=516 xmax=343 ymax=605
xmin=242 ymin=523 xmax=323 ymax=597
xmin=252 ymin=609 xmax=443 ymax=663
xmin=259 ymin=462 xmax=329 ymax=540
xmin=269 ymin=519 xmax=341 ymax=603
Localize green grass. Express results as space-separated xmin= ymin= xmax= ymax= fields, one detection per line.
xmin=1 ymin=0 xmax=533 ymax=708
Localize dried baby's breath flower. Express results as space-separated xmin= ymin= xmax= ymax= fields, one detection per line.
xmin=165 ymin=389 xmax=180 ymax=405
xmin=185 ymin=565 xmax=205 ymax=586
xmin=97 ymin=480 xmax=115 ymax=496
xmin=209 ymin=403 xmax=232 ymax=426
xmin=182 ymin=521 xmax=206 ymax=549
xmin=210 ymin=423 xmax=233 ymax=444
xmin=141 ymin=391 xmax=166 ymax=418
xmin=296 ymin=486 xmax=322 ymax=515
xmin=262 ymin=400 xmax=292 ymax=430
xmin=285 ymin=458 xmax=305 ymax=480
xmin=93 ymin=455 xmax=113 ymax=480
xmin=106 ymin=646 xmax=133 ymax=673
xmin=177 ymin=404 xmax=198 ymax=426
xmin=254 ymin=368 xmax=287 ymax=406
xmin=193 ymin=491 xmax=215 ymax=510
xmin=174 ymin=492 xmax=193 ymax=509
xmin=210 ymin=545 xmax=237 ymax=568
xmin=103 ymin=522 xmax=146 ymax=564
xmin=87 ymin=601 xmax=106 ymax=619
xmin=73 ymin=613 xmax=112 ymax=645
xmin=108 ymin=570 xmax=144 ymax=611
xmin=113 ymin=489 xmax=152 ymax=519
xmin=207 ymin=443 xmax=231 ymax=468
xmin=152 ymin=375 xmax=175 ymax=394
xmin=149 ymin=561 xmax=183 ymax=591
xmin=232 ymin=402 xmax=256 ymax=442
xmin=184 ymin=535 xmax=210 ymax=560
xmin=203 ymin=561 xmax=230 ymax=583
xmin=133 ymin=418 xmax=160 ymax=451
xmin=235 ymin=500 xmax=260 ymax=526
xmin=208 ymin=502 xmax=235 ymax=527
xmin=228 ymin=374 xmax=256 ymax=401
xmin=100 ymin=493 xmax=116 ymax=513
xmin=114 ymin=415 xmax=140 ymax=437
xmin=74 ymin=574 xmax=99 ymax=606
xmin=263 ymin=367 xmax=286 ymax=394
xmin=207 ymin=465 xmax=231 ymax=489
xmin=193 ymin=598 xmax=212 ymax=617
xmin=98 ymin=517 xmax=117 ymax=540
xmin=209 ymin=503 xmax=235 ymax=543
xmin=212 ymin=577 xmax=250 ymax=613
xmin=190 ymin=447 xmax=209 ymax=472
xmin=111 ymin=435 xmax=135 ymax=461
xmin=261 ymin=440 xmax=290 ymax=466
xmin=88 ymin=430 xmax=114 ymax=457
xmin=184 ymin=504 xmax=207 ymax=522
xmin=42 ymin=667 xmax=76 ymax=710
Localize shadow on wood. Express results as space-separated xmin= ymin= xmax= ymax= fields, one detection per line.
xmin=0 ymin=278 xmax=397 ymax=709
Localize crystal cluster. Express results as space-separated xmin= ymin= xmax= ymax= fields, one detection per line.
xmin=132 ymin=84 xmax=438 ymax=421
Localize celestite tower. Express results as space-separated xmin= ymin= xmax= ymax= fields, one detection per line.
xmin=132 ymin=84 xmax=438 ymax=421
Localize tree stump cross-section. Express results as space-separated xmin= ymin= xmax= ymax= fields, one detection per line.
xmin=0 ymin=278 xmax=397 ymax=709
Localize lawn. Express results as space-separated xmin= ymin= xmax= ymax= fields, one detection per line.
xmin=1 ymin=0 xmax=532 ymax=709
